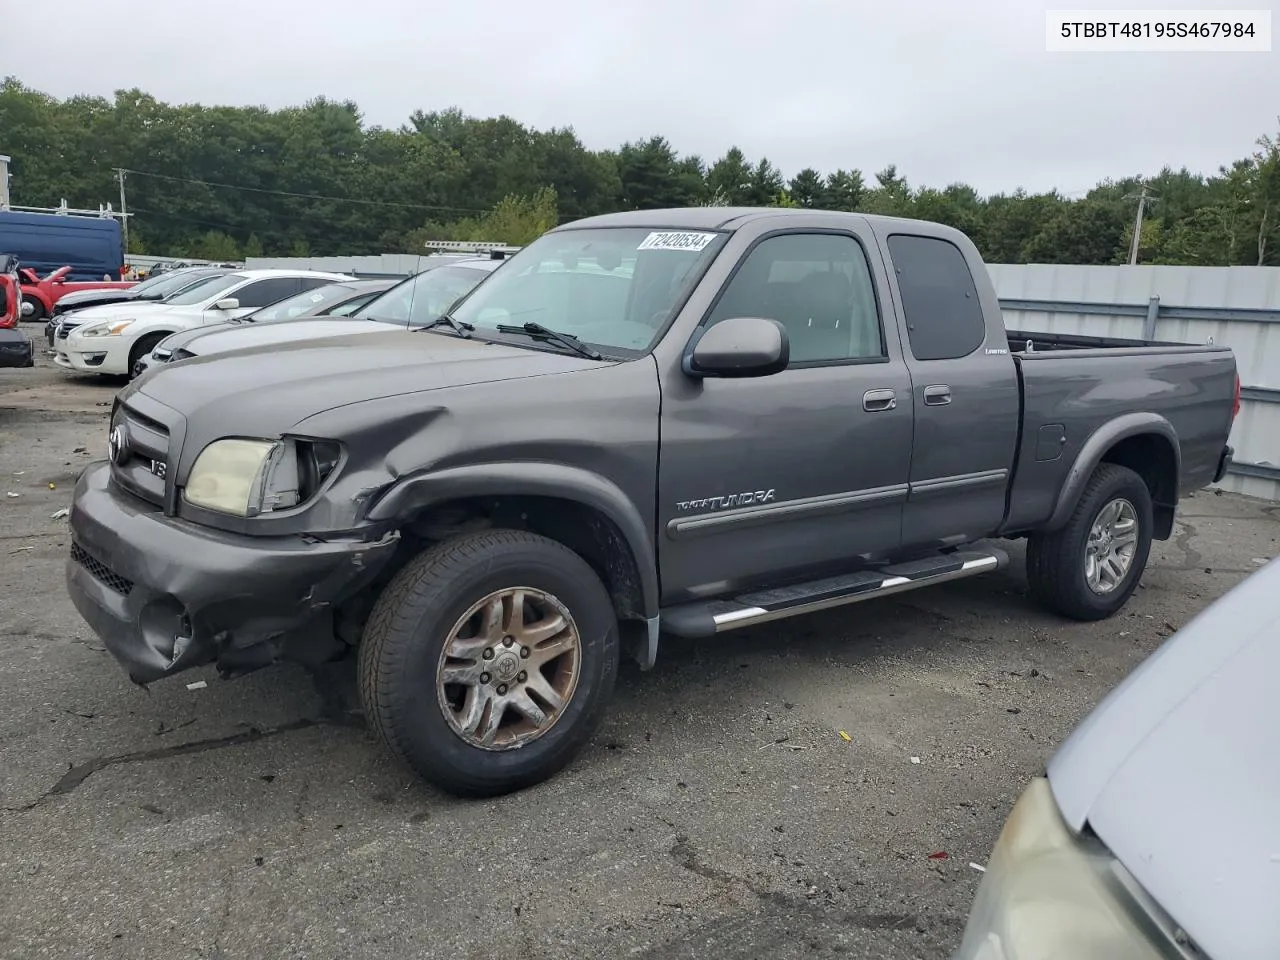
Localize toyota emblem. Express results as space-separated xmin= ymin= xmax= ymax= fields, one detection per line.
xmin=108 ymin=424 xmax=129 ymax=465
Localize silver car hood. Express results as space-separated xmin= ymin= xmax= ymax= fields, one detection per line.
xmin=1048 ymin=558 xmax=1280 ymax=960
xmin=162 ymin=317 xmax=394 ymax=356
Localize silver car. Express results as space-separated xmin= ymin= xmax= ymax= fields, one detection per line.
xmin=954 ymin=556 xmax=1278 ymax=960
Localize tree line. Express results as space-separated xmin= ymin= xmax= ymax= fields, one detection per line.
xmin=2 ymin=77 xmax=1277 ymax=267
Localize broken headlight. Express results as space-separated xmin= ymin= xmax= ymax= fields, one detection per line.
xmin=183 ymin=437 xmax=342 ymax=517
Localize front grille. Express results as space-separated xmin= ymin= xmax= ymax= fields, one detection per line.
xmin=71 ymin=542 xmax=134 ymax=595
xmin=110 ymin=403 xmax=172 ymax=507
xmin=56 ymin=324 xmax=70 ymax=340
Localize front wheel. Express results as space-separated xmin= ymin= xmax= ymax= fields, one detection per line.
xmin=358 ymin=529 xmax=620 ymax=797
xmin=1026 ymin=463 xmax=1154 ymax=621
xmin=127 ymin=333 xmax=168 ymax=380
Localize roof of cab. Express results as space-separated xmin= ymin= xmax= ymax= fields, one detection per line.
xmin=553 ymin=206 xmax=964 ymax=236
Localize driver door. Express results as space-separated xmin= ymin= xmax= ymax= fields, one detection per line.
xmin=656 ymin=226 xmax=913 ymax=604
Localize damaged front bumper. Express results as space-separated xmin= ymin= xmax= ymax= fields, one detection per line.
xmin=66 ymin=461 xmax=399 ymax=684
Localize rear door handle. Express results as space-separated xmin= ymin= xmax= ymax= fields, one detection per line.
xmin=923 ymin=384 xmax=952 ymax=406
xmin=863 ymin=388 xmax=897 ymax=412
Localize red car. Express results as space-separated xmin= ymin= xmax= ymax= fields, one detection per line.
xmin=0 ymin=254 xmax=33 ymax=366
xmin=19 ymin=265 xmax=136 ymax=322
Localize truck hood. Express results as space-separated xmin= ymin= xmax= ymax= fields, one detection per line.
xmin=1047 ymin=558 xmax=1280 ymax=960
xmin=126 ymin=329 xmax=610 ymax=438
xmin=158 ymin=317 xmax=392 ymax=356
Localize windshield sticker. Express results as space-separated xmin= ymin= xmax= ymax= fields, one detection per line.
xmin=637 ymin=231 xmax=716 ymax=252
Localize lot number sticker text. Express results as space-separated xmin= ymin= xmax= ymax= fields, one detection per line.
xmin=637 ymin=231 xmax=716 ymax=252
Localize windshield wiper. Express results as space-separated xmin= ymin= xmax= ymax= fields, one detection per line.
xmin=496 ymin=322 xmax=603 ymax=360
xmin=417 ymin=313 xmax=474 ymax=338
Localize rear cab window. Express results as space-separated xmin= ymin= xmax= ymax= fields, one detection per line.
xmin=887 ymin=235 xmax=986 ymax=361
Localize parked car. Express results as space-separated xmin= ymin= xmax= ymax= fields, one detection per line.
xmin=65 ymin=208 xmax=1238 ymax=798
xmin=132 ymin=278 xmax=399 ymax=377
xmin=18 ymin=265 xmax=135 ymax=323
xmin=132 ymin=258 xmax=503 ymax=376
xmin=0 ymin=253 xmax=33 ymax=367
xmin=53 ymin=269 xmax=353 ymax=377
xmin=0 ymin=210 xmax=125 ymax=283
xmin=47 ymin=266 xmax=227 ymax=319
xmin=46 ymin=269 xmax=233 ymax=349
xmin=953 ymin=555 xmax=1279 ymax=960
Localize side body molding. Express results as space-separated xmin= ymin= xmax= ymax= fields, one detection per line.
xmin=365 ymin=461 xmax=660 ymax=619
xmin=1046 ymin=412 xmax=1181 ymax=532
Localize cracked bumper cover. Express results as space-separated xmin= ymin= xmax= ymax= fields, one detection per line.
xmin=66 ymin=461 xmax=399 ymax=684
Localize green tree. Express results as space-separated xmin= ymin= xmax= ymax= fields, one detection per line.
xmin=788 ymin=168 xmax=825 ymax=207
xmin=5 ymin=75 xmax=1280 ymax=267
xmin=823 ymin=169 xmax=865 ymax=211
xmin=706 ymin=147 xmax=753 ymax=205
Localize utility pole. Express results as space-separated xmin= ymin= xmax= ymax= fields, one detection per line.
xmin=116 ymin=168 xmax=129 ymax=253
xmin=1124 ymin=184 xmax=1159 ymax=265
xmin=0 ymin=155 xmax=11 ymax=210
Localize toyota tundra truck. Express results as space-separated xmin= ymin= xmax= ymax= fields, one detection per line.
xmin=65 ymin=208 xmax=1240 ymax=797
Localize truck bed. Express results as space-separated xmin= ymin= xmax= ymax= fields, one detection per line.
xmin=1001 ymin=329 xmax=1237 ymax=535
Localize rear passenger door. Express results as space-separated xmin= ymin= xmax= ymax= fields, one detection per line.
xmin=657 ymin=226 xmax=914 ymax=603
xmin=880 ymin=233 xmax=1020 ymax=549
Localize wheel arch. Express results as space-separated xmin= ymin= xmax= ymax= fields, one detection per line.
xmin=1048 ymin=413 xmax=1180 ymax=540
xmin=23 ymin=288 xmax=53 ymax=313
xmin=365 ymin=463 xmax=659 ymax=624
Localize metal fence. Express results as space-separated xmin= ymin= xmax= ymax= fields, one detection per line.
xmin=988 ymin=263 xmax=1280 ymax=500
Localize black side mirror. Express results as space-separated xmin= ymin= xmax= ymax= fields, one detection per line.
xmin=685 ymin=316 xmax=789 ymax=379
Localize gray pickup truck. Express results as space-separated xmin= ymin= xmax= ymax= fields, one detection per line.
xmin=66 ymin=208 xmax=1239 ymax=797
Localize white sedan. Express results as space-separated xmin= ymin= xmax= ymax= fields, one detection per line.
xmin=53 ymin=268 xmax=352 ymax=377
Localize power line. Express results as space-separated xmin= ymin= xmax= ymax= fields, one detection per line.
xmin=120 ymin=168 xmax=492 ymax=216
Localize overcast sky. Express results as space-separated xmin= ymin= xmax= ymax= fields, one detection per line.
xmin=4 ymin=0 xmax=1276 ymax=196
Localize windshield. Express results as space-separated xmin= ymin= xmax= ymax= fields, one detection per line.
xmin=139 ymin=270 xmax=214 ymax=297
xmin=354 ymin=265 xmax=493 ymax=326
xmin=164 ymin=274 xmax=243 ymax=306
xmin=247 ymin=283 xmax=353 ymax=322
xmin=449 ymin=227 xmax=727 ymax=353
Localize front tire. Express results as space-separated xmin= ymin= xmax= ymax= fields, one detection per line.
xmin=1026 ymin=463 xmax=1153 ymax=621
xmin=358 ymin=529 xmax=620 ymax=797
xmin=127 ymin=333 xmax=168 ymax=380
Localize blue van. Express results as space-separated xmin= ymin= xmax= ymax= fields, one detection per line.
xmin=0 ymin=211 xmax=126 ymax=281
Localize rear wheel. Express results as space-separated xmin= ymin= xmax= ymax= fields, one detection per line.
xmin=1026 ymin=463 xmax=1153 ymax=621
xmin=21 ymin=297 xmax=45 ymax=322
xmin=358 ymin=529 xmax=619 ymax=797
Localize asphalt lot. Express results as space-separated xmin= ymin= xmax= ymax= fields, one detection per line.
xmin=3 ymin=324 xmax=1277 ymax=960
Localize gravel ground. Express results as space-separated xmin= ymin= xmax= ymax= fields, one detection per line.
xmin=2 ymin=328 xmax=1276 ymax=960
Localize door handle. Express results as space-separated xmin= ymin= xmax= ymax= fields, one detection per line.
xmin=923 ymin=384 xmax=952 ymax=406
xmin=863 ymin=388 xmax=897 ymax=412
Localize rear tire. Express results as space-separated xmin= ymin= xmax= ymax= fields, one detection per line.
xmin=22 ymin=297 xmax=45 ymax=322
xmin=1026 ymin=463 xmax=1153 ymax=621
xmin=358 ymin=529 xmax=619 ymax=797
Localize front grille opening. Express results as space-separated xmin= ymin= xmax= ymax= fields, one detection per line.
xmin=71 ymin=542 xmax=134 ymax=596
